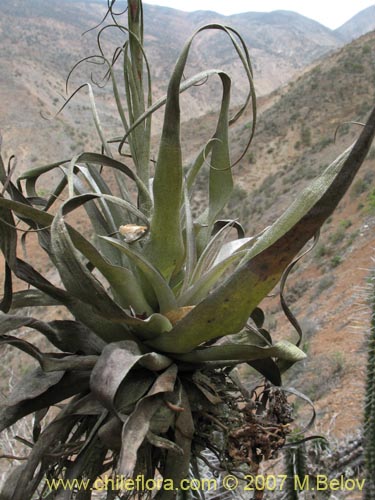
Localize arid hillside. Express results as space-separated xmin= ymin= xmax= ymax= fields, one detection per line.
xmin=336 ymin=5 xmax=375 ymax=41
xmin=1 ymin=0 xmax=374 ymax=168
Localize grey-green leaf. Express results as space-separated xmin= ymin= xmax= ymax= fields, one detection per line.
xmin=148 ymin=106 xmax=375 ymax=353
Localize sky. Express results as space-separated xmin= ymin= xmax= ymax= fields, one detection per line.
xmin=143 ymin=0 xmax=375 ymax=29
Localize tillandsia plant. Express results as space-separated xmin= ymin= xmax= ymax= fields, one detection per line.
xmin=0 ymin=1 xmax=375 ymax=498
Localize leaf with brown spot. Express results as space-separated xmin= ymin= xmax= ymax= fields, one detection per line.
xmin=149 ymin=106 xmax=375 ymax=353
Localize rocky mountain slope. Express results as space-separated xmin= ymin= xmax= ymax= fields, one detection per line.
xmin=336 ymin=5 xmax=375 ymax=41
xmin=0 ymin=0 xmax=374 ymax=169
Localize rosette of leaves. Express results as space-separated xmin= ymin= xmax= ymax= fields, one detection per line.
xmin=0 ymin=1 xmax=375 ymax=498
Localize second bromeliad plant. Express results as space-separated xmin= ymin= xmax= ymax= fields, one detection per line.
xmin=0 ymin=1 xmax=374 ymax=498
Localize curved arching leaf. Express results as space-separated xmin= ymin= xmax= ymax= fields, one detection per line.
xmin=154 ymin=386 xmax=194 ymax=499
xmin=10 ymin=289 xmax=61 ymax=309
xmin=143 ymin=24 xmax=255 ymax=280
xmin=0 ymin=195 xmax=153 ymax=316
xmin=117 ymin=363 xmax=178 ymax=477
xmin=173 ymin=340 xmax=306 ymax=364
xmin=51 ymin=201 xmax=141 ymax=341
xmin=4 ymin=367 xmax=64 ymax=407
xmin=0 ymin=335 xmax=98 ymax=372
xmin=0 ymin=312 xmax=105 ymax=354
xmin=0 ymin=371 xmax=90 ymax=433
xmin=148 ymin=106 xmax=375 ymax=353
xmin=90 ymin=340 xmax=172 ymax=410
